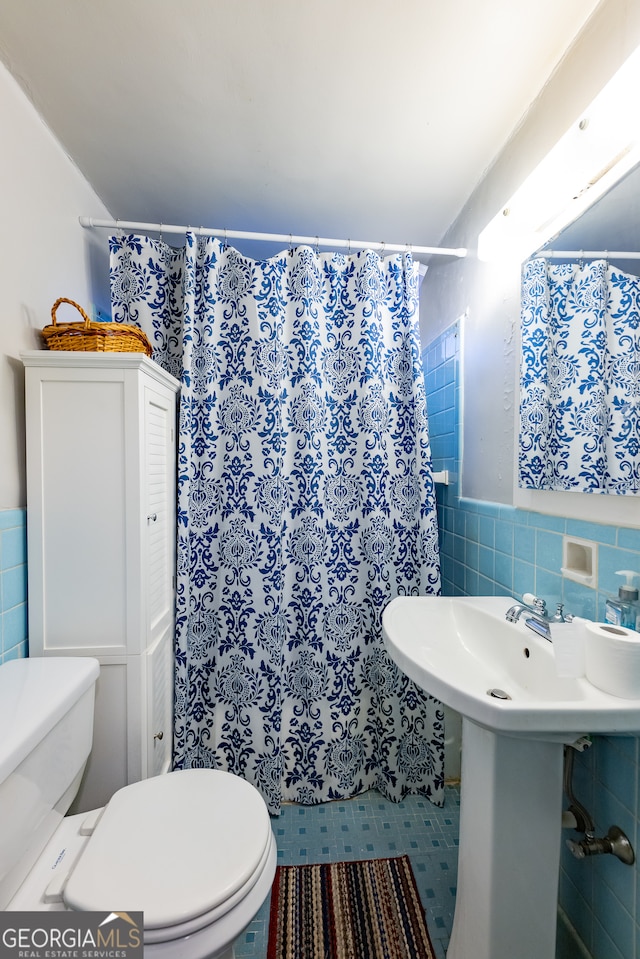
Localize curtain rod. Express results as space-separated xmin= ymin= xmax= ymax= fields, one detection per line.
xmin=537 ymin=249 xmax=640 ymax=260
xmin=79 ymin=216 xmax=467 ymax=258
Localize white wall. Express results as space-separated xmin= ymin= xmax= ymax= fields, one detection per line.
xmin=421 ymin=0 xmax=640 ymax=508
xmin=0 ymin=61 xmax=111 ymax=508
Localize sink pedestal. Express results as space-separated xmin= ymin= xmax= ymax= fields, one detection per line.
xmin=447 ymin=718 xmax=564 ymax=959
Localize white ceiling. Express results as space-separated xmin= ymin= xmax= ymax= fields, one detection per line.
xmin=0 ymin=0 xmax=603 ymax=259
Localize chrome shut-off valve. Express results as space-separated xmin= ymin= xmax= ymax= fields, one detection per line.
xmin=566 ymin=825 xmax=635 ymax=865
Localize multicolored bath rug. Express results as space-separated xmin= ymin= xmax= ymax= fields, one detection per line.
xmin=267 ymin=854 xmax=436 ymax=959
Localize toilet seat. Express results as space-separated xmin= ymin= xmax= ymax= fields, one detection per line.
xmin=63 ymin=769 xmax=273 ymax=942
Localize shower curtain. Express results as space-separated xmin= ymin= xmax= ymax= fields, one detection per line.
xmin=519 ymin=257 xmax=640 ymax=493
xmin=110 ymin=232 xmax=443 ymax=813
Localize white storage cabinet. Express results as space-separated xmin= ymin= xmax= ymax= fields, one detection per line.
xmin=22 ymin=351 xmax=180 ymax=811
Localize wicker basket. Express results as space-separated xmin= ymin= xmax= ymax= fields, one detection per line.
xmin=41 ymin=297 xmax=152 ymax=357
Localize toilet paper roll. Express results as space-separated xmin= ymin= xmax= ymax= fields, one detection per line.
xmin=584 ymin=620 xmax=640 ymax=698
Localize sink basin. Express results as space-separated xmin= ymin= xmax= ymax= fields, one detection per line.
xmin=383 ymin=594 xmax=640 ymax=741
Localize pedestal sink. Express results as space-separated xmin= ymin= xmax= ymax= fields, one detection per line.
xmin=382 ymin=595 xmax=640 ymax=959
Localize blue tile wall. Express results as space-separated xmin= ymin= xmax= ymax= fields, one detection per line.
xmin=423 ymin=319 xmax=460 ymax=484
xmin=422 ymin=325 xmax=640 ymax=959
xmin=0 ymin=508 xmax=28 ymax=662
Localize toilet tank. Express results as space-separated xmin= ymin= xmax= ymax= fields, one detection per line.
xmin=0 ymin=656 xmax=99 ymax=908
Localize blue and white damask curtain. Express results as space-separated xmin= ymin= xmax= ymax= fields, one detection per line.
xmin=110 ymin=232 xmax=443 ymax=813
xmin=519 ymin=257 xmax=640 ymax=493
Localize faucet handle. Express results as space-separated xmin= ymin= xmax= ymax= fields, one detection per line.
xmin=523 ymin=592 xmax=547 ymax=616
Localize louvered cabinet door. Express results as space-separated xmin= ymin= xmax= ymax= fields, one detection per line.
xmin=144 ymin=384 xmax=176 ymax=651
xmin=142 ymin=383 xmax=176 ymax=777
xmin=146 ymin=630 xmax=174 ymax=777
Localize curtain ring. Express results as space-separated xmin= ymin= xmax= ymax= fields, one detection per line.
xmin=315 ymin=236 xmax=320 ymax=255
xmin=223 ymin=227 xmax=228 ymax=250
xmin=347 ymin=238 xmax=351 ymax=255
xmin=380 ymin=240 xmax=386 ymax=257
xmin=289 ymin=234 xmax=293 ymax=256
xmin=159 ymin=222 xmax=164 ymax=242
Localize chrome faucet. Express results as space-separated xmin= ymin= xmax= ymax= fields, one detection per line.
xmin=505 ymin=594 xmax=561 ymax=642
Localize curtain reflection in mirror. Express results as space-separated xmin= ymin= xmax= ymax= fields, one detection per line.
xmin=519 ymin=257 xmax=640 ymax=494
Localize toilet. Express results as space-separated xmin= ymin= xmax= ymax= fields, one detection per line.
xmin=1 ymin=656 xmax=277 ymax=959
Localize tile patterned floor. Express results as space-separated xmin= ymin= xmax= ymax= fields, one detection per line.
xmin=234 ymin=784 xmax=461 ymax=959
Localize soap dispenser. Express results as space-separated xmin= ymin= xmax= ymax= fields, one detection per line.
xmin=605 ymin=570 xmax=639 ymax=630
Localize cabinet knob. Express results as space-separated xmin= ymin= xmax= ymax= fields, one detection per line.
xmin=154 ymin=730 xmax=164 ymax=743
xmin=147 ymin=512 xmax=158 ymax=524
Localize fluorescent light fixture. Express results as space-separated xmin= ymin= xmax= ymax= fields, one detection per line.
xmin=478 ymin=45 xmax=640 ymax=262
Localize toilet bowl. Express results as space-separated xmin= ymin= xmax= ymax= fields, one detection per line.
xmin=1 ymin=657 xmax=276 ymax=959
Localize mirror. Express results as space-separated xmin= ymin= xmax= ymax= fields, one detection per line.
xmin=514 ymin=160 xmax=640 ymax=526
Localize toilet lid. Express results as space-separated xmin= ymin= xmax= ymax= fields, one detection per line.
xmin=63 ymin=769 xmax=272 ymax=931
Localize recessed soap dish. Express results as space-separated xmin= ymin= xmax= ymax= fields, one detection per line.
xmin=562 ymin=536 xmax=597 ymax=588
